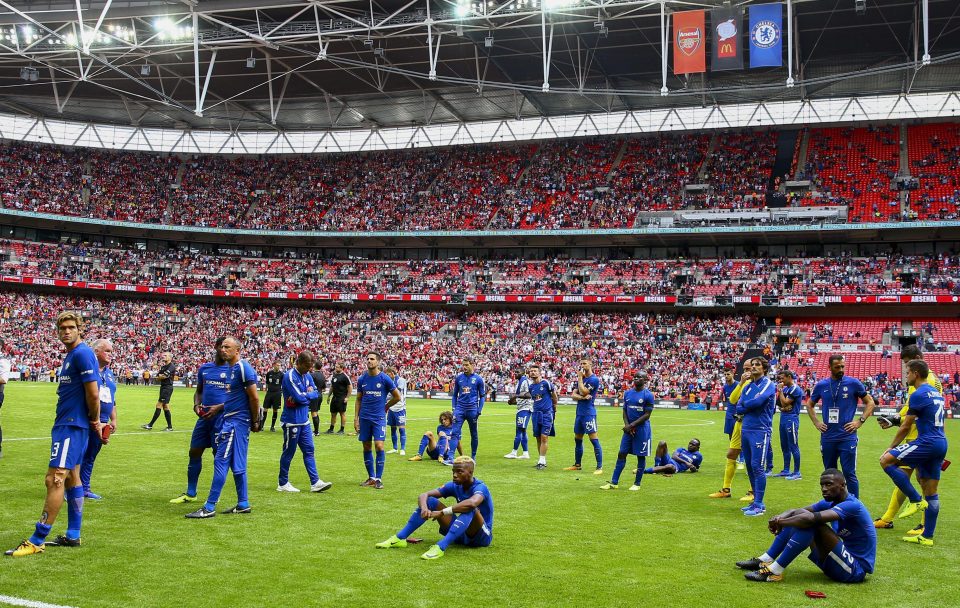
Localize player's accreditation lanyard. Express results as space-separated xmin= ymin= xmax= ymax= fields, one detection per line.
xmin=827 ymin=379 xmax=841 ymax=424
xmin=99 ymin=368 xmax=112 ymax=405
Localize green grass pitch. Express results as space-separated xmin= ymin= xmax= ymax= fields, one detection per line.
xmin=0 ymin=382 xmax=956 ymax=608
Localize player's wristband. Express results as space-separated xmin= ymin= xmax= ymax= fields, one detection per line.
xmin=442 ymin=506 xmax=454 ymax=516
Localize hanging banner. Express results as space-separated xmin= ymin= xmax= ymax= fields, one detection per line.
xmin=711 ymin=7 xmax=744 ymax=71
xmin=673 ymin=10 xmax=706 ymax=75
xmin=749 ymin=3 xmax=783 ymax=68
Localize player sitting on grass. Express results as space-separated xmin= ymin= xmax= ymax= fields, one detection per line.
xmin=376 ymin=456 xmax=493 ymax=560
xmin=642 ymin=439 xmax=702 ymax=475
xmin=736 ymin=468 xmax=876 ymax=583
xmin=408 ymin=411 xmax=458 ymax=462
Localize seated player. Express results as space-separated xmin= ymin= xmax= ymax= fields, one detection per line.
xmin=643 ymin=439 xmax=703 ymax=475
xmin=375 ymin=456 xmax=493 ymax=560
xmin=736 ymin=468 xmax=876 ymax=583
xmin=408 ymin=411 xmax=458 ymax=462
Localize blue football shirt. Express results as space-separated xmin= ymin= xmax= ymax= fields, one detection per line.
xmin=222 ymin=359 xmax=258 ymax=423
xmin=907 ymin=383 xmax=947 ymax=440
xmin=439 ymin=478 xmax=494 ymax=532
xmin=529 ymin=380 xmax=555 ymax=413
xmin=810 ymin=495 xmax=877 ymax=573
xmin=356 ymin=371 xmax=397 ymax=422
xmin=810 ymin=376 xmax=867 ymax=442
xmin=55 ymin=342 xmax=100 ymax=429
xmin=574 ymin=374 xmax=601 ymax=417
xmin=623 ymin=388 xmax=655 ymax=424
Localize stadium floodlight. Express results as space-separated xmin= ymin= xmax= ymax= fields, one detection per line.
xmin=140 ymin=64 xmax=151 ymax=75
xmin=543 ymin=0 xmax=577 ymax=10
xmin=455 ymin=2 xmax=471 ymax=18
xmin=246 ymin=54 xmax=256 ymax=68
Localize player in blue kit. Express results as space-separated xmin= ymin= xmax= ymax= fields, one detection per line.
xmin=7 ymin=311 xmax=103 ymax=556
xmin=385 ymin=366 xmax=408 ymax=456
xmin=528 ymin=364 xmax=558 ymax=469
xmin=736 ymin=357 xmax=776 ymax=517
xmin=446 ymin=357 xmax=485 ymax=464
xmin=564 ymin=359 xmax=603 ymax=475
xmin=601 ymin=374 xmax=654 ymax=491
xmin=505 ymin=364 xmax=533 ymax=460
xmin=354 ymin=352 xmax=402 ymax=489
xmin=772 ymin=370 xmax=803 ymax=480
xmin=805 ymin=355 xmax=876 ymax=498
xmin=375 ymin=456 xmax=493 ymax=560
xmin=277 ymin=351 xmax=333 ymax=494
xmin=79 ymin=339 xmax=117 ymax=501
xmin=170 ymin=337 xmax=231 ymax=505
xmin=737 ymin=469 xmax=876 ymax=583
xmin=186 ymin=336 xmax=261 ymax=518
xmin=409 ymin=411 xmax=458 ymax=462
xmin=880 ymin=359 xmax=948 ymax=547
xmin=643 ymin=439 xmax=703 ymax=474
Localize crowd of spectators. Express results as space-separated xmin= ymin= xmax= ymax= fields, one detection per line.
xmin=3 ymin=239 xmax=959 ymax=298
xmin=5 ymin=125 xmax=957 ymax=231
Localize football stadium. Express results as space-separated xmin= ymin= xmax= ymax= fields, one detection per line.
xmin=0 ymin=0 xmax=958 ymax=606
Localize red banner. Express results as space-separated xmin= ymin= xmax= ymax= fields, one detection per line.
xmin=673 ymin=10 xmax=706 ymax=75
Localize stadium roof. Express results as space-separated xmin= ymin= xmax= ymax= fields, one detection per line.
xmin=0 ymin=0 xmax=958 ymax=132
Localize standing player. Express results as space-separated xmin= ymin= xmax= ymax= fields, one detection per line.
xmin=79 ymin=339 xmax=117 ymax=500
xmin=873 ymin=345 xmax=942 ymax=534
xmin=880 ymin=359 xmax=947 ymax=547
xmin=601 ymin=374 xmax=654 ymax=491
xmin=446 ymin=358 xmax=485 ymax=464
xmin=277 ymin=351 xmax=333 ymax=494
xmin=736 ymin=469 xmax=876 ymax=583
xmin=409 ymin=411 xmax=457 ymax=462
xmin=528 ymin=364 xmax=557 ymax=470
xmin=564 ymin=359 xmax=603 ymax=476
xmin=375 ymin=456 xmax=493 ymax=560
xmin=354 ymin=352 xmax=402 ymax=489
xmin=805 ymin=355 xmax=876 ymax=498
xmin=504 ymin=364 xmax=533 ymax=460
xmin=309 ymin=362 xmax=327 ymax=436
xmin=385 ymin=366 xmax=408 ymax=456
xmin=169 ymin=338 xmax=230 ymax=505
xmin=326 ymin=362 xmax=352 ymax=434
xmin=263 ymin=361 xmax=283 ymax=432
xmin=186 ymin=337 xmax=261 ymax=518
xmin=710 ymin=364 xmax=755 ymax=501
xmin=773 ymin=370 xmax=803 ymax=480
xmin=736 ymin=357 xmax=776 ymax=517
xmin=142 ymin=352 xmax=176 ymax=431
xmin=6 ymin=311 xmax=102 ymax=556
xmin=0 ymin=340 xmax=9 ymax=459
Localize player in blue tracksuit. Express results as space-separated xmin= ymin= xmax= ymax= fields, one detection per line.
xmin=7 ymin=311 xmax=102 ymax=556
xmin=881 ymin=359 xmax=948 ymax=546
xmin=566 ymin=359 xmax=603 ymax=474
xmin=602 ymin=374 xmax=654 ymax=490
xmin=736 ymin=357 xmax=777 ymax=517
xmin=80 ymin=339 xmax=118 ymax=500
xmin=805 ymin=355 xmax=876 ymax=498
xmin=354 ymin=352 xmax=402 ymax=489
xmin=170 ymin=337 xmax=231 ymax=505
xmin=773 ymin=370 xmax=803 ymax=480
xmin=528 ymin=364 xmax=558 ymax=469
xmin=410 ymin=411 xmax=457 ymax=462
xmin=186 ymin=336 xmax=261 ymax=518
xmin=737 ymin=468 xmax=876 ymax=583
xmin=446 ymin=358 xmax=485 ymax=464
xmin=375 ymin=456 xmax=493 ymax=560
xmin=277 ymin=351 xmax=332 ymax=494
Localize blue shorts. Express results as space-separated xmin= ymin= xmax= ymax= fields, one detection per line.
xmin=619 ymin=427 xmax=651 ymax=457
xmin=215 ymin=418 xmax=250 ymax=474
xmin=808 ymin=541 xmax=869 ymax=583
xmin=515 ymin=410 xmax=532 ymax=431
xmin=358 ymin=418 xmax=386 ymax=442
xmin=889 ymin=437 xmax=948 ymax=480
xmin=191 ymin=415 xmax=220 ymax=450
xmin=386 ymin=409 xmax=406 ymax=427
xmin=723 ymin=416 xmax=737 ymax=436
xmin=574 ymin=415 xmax=598 ymax=435
xmin=532 ymin=411 xmax=555 ymax=437
xmin=49 ymin=426 xmax=89 ymax=469
xmin=458 ymin=521 xmax=493 ymax=548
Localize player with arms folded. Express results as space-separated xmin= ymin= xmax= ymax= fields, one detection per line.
xmin=564 ymin=359 xmax=603 ymax=476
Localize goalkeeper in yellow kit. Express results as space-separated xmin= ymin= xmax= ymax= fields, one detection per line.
xmin=708 ymin=365 xmax=756 ymax=502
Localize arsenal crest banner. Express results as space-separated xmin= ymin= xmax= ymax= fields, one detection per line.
xmin=749 ymin=3 xmax=783 ymax=68
xmin=673 ymin=10 xmax=705 ymax=75
xmin=711 ymin=7 xmax=743 ymax=71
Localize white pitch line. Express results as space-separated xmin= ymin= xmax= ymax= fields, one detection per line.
xmin=4 ymin=429 xmax=191 ymax=442
xmin=0 ymin=595 xmax=78 ymax=608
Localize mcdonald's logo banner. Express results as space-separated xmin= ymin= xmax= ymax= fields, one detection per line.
xmin=711 ymin=7 xmax=744 ymax=71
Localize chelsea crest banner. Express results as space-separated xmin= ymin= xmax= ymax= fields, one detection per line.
xmin=749 ymin=3 xmax=783 ymax=68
